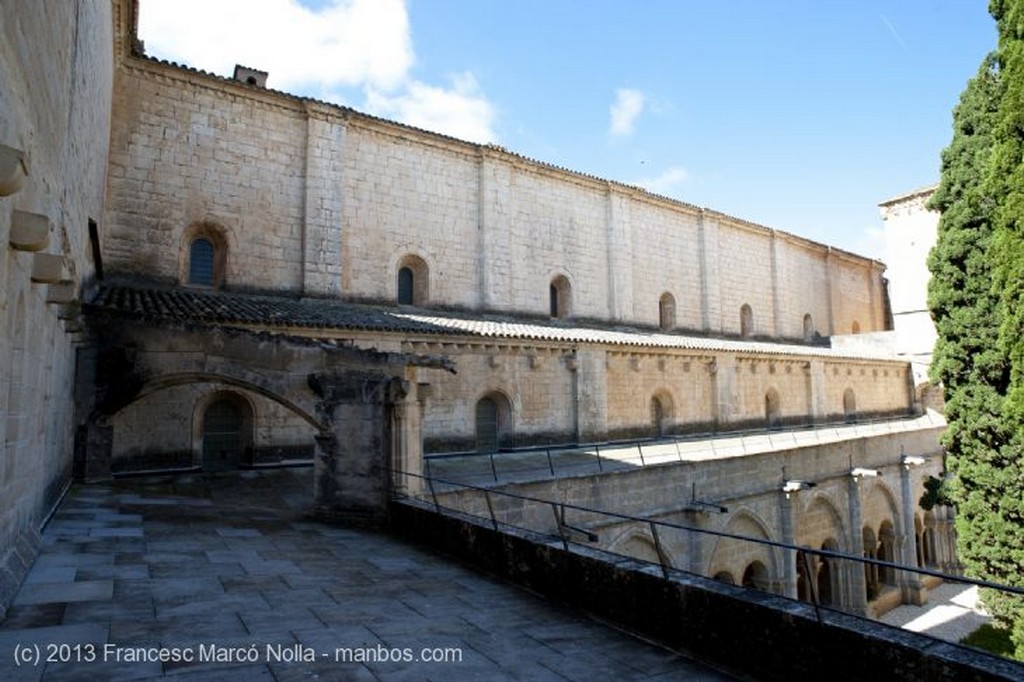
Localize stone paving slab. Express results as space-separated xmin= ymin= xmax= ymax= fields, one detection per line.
xmin=0 ymin=469 xmax=736 ymax=681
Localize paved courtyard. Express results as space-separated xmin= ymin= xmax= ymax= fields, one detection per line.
xmin=0 ymin=469 xmax=735 ymax=681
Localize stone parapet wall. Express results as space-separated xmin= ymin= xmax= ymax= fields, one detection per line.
xmin=0 ymin=0 xmax=114 ymax=616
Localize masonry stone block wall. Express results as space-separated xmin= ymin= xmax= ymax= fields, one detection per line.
xmin=104 ymin=52 xmax=888 ymax=339
xmin=0 ymin=0 xmax=113 ymax=615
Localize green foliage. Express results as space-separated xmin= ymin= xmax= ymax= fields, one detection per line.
xmin=929 ymin=1 xmax=1024 ymax=658
xmin=961 ymin=622 xmax=1016 ymax=659
xmin=918 ymin=475 xmax=953 ymax=511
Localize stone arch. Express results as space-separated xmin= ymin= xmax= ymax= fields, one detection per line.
xmin=550 ymin=274 xmax=572 ymax=319
xmin=713 ymin=571 xmax=736 ymax=585
xmin=843 ymin=388 xmax=856 ymax=422
xmin=740 ymin=303 xmax=753 ymax=337
xmin=116 ymin=372 xmax=323 ymax=431
xmin=475 ymin=389 xmax=513 ymax=453
xmin=607 ymin=527 xmax=663 ymax=565
xmin=181 ymin=221 xmax=228 ymax=288
xmin=650 ymin=389 xmax=674 ymax=437
xmin=803 ymin=313 xmax=814 ymax=340
xmin=396 ymin=253 xmax=429 ymax=306
xmin=659 ymin=292 xmax=676 ymax=331
xmin=742 ymin=560 xmax=771 ymax=592
xmin=707 ymin=510 xmax=780 ymax=591
xmin=799 ymin=494 xmax=846 ymax=551
xmin=765 ymin=387 xmax=781 ymax=428
xmin=877 ymin=519 xmax=898 ymax=586
xmin=193 ymin=389 xmax=255 ymax=470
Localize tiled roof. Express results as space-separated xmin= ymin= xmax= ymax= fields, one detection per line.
xmin=88 ymin=285 xmax=902 ymax=361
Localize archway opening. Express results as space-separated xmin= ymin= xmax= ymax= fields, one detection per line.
xmin=742 ymin=560 xmax=770 ymax=592
xmin=201 ymin=393 xmax=254 ymax=471
xmin=843 ymin=388 xmax=856 ymax=423
xmin=740 ymin=304 xmax=753 ymax=337
xmin=475 ymin=392 xmax=512 ymax=453
xmin=550 ymin=275 xmax=572 ymax=319
xmin=765 ymin=388 xmax=781 ymax=428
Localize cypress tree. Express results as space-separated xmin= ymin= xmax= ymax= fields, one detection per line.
xmin=986 ymin=0 xmax=1024 ymax=657
xmin=927 ymin=51 xmax=1015 ymax=645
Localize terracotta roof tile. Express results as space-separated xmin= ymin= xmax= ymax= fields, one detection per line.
xmin=88 ymin=285 xmax=902 ymax=362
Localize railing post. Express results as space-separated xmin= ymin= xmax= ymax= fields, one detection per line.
xmin=802 ymin=550 xmax=823 ymax=624
xmin=483 ymin=489 xmax=499 ymax=531
xmin=550 ymin=503 xmax=569 ymax=551
xmin=426 ymin=472 xmax=441 ymax=514
xmin=489 ymin=452 xmax=498 ymax=482
xmin=594 ymin=444 xmax=604 ymax=472
xmin=649 ymin=521 xmax=671 ymax=579
xmin=546 ymin=449 xmax=555 ymax=477
xmin=637 ymin=442 xmax=646 ymax=466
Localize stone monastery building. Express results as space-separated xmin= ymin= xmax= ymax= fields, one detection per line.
xmin=1 ymin=0 xmax=953 ymax=619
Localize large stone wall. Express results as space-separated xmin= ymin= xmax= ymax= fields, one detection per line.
xmin=0 ymin=0 xmax=113 ymax=615
xmin=104 ymin=54 xmax=888 ymax=339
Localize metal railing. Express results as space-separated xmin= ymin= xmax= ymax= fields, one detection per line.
xmin=393 ymin=468 xmax=1024 ymax=639
xmin=424 ymin=412 xmax=945 ymax=484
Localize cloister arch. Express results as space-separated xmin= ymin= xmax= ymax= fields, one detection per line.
xmin=607 ymin=527 xmax=664 ymax=566
xmin=707 ymin=510 xmax=780 ymax=592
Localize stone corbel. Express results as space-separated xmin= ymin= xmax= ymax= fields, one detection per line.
xmin=47 ymin=282 xmax=78 ymax=305
xmin=30 ymin=253 xmax=67 ymax=284
xmin=0 ymin=144 xmax=29 ymax=196
xmin=9 ymin=210 xmax=50 ymax=251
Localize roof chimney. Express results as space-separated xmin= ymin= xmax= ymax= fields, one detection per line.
xmin=232 ymin=65 xmax=268 ymax=88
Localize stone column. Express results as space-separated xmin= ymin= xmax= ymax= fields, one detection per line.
xmin=711 ymin=355 xmax=735 ymax=429
xmin=573 ymin=348 xmax=607 ymax=443
xmin=825 ymin=248 xmax=837 ymax=335
xmin=389 ymin=375 xmax=424 ymax=497
xmin=770 ymin=231 xmax=783 ymax=337
xmin=899 ymin=463 xmax=926 ymax=605
xmin=301 ymin=104 xmax=344 ymax=297
xmin=779 ymin=490 xmax=798 ymax=599
xmin=698 ymin=210 xmax=720 ymax=334
xmin=311 ymin=371 xmax=398 ymax=523
xmin=806 ymin=360 xmax=826 ymax=424
xmin=605 ymin=186 xmax=634 ymax=322
xmin=846 ymin=476 xmax=868 ymax=615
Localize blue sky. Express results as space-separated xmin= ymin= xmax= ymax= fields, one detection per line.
xmin=139 ymin=1 xmax=995 ymax=260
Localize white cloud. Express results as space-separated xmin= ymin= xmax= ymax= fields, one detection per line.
xmin=633 ymin=166 xmax=689 ymax=196
xmin=365 ymin=73 xmax=497 ymax=143
xmin=609 ymin=89 xmax=645 ymax=137
xmin=138 ymin=0 xmax=496 ymax=142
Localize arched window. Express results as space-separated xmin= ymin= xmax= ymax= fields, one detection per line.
xmin=475 ymin=392 xmax=512 ymax=453
xmin=765 ymin=388 xmax=781 ymax=428
xmin=659 ymin=293 xmax=676 ymax=331
xmin=183 ymin=223 xmax=227 ymax=288
xmin=843 ymin=388 xmax=856 ymax=422
xmin=803 ymin=313 xmax=814 ymax=340
xmin=397 ymin=255 xmax=428 ymax=306
xmin=740 ymin=304 xmax=753 ymax=337
xmin=550 ymin=275 xmax=571 ymax=319
xmin=398 ymin=267 xmax=414 ymax=305
xmin=189 ymin=238 xmax=215 ymax=286
xmin=201 ymin=394 xmax=253 ymax=471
